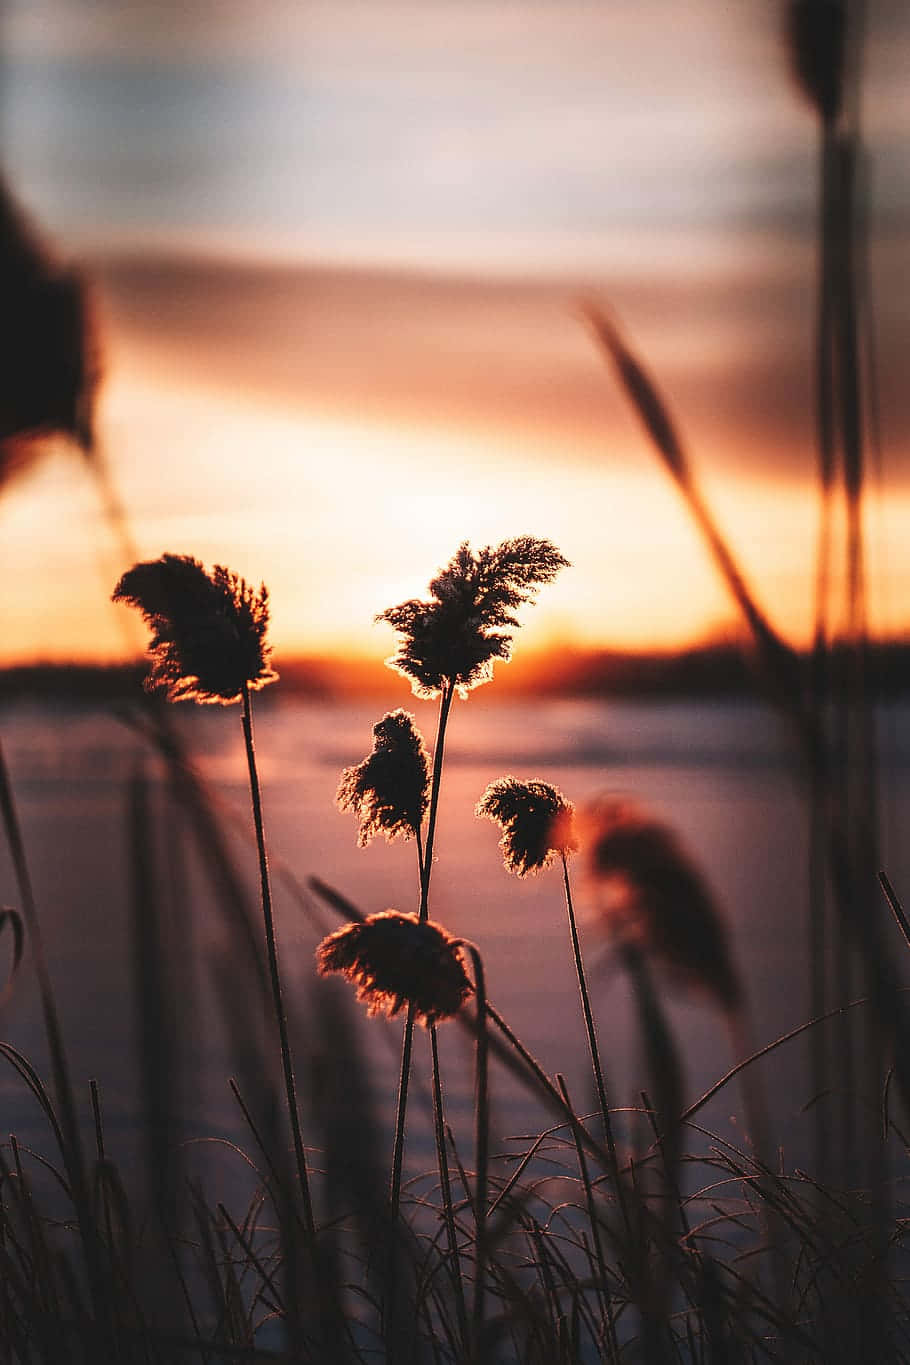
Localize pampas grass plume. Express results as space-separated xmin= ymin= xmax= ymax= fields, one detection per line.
xmin=337 ymin=710 xmax=430 ymax=846
xmin=476 ymin=776 xmax=577 ymax=876
xmin=378 ymin=537 xmax=569 ymax=698
xmin=113 ymin=554 xmax=277 ymax=704
xmin=316 ymin=911 xmax=471 ymax=1026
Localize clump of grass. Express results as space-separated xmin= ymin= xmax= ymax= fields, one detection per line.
xmin=0 ymin=516 xmax=907 ymax=1361
xmin=325 ymin=539 xmax=569 ymax=1356
xmin=362 ymin=538 xmax=569 ymax=1224
xmin=2 ymin=1 xmax=904 ymax=1336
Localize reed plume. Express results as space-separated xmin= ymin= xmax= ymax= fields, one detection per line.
xmin=785 ymin=0 xmax=848 ymax=125
xmin=113 ymin=555 xmax=276 ymax=704
xmin=379 ymin=536 xmax=569 ymax=698
xmin=476 ymin=776 xmax=577 ymax=876
xmin=317 ymin=910 xmax=471 ymax=1026
xmin=478 ymin=775 xmax=629 ymax=1239
xmin=337 ymin=709 xmax=429 ymax=847
xmin=0 ymin=180 xmax=99 ymax=464
xmin=580 ymin=798 xmax=741 ymax=1011
xmin=114 ymin=554 xmax=313 ymax=1239
xmin=378 ymin=537 xmax=568 ymax=1227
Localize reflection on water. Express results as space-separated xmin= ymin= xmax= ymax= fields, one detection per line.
xmin=1 ymin=695 xmax=908 ymax=1187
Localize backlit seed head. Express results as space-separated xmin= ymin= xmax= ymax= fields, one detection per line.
xmin=476 ymin=776 xmax=577 ymax=876
xmin=337 ymin=710 xmax=430 ymax=846
xmin=112 ymin=554 xmax=277 ymax=704
xmin=378 ymin=537 xmax=569 ymax=699
xmin=316 ymin=911 xmax=471 ymax=1026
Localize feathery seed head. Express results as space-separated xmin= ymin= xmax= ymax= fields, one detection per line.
xmin=581 ymin=798 xmax=741 ymax=1010
xmin=336 ymin=709 xmax=430 ymax=846
xmin=377 ymin=537 xmax=569 ymax=698
xmin=316 ymin=910 xmax=471 ymax=1026
xmin=112 ymin=554 xmax=277 ymax=704
xmin=0 ymin=181 xmax=100 ymax=477
xmin=476 ymin=776 xmax=577 ymax=876
xmin=785 ymin=0 xmax=847 ymax=124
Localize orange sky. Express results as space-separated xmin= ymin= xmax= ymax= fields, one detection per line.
xmin=0 ymin=253 xmax=907 ymax=667
xmin=1 ymin=2 xmax=908 ymax=666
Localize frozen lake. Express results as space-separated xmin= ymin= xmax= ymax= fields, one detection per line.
xmin=1 ymin=693 xmax=908 ymax=1204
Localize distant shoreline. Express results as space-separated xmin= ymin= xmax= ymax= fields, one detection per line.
xmin=4 ymin=643 xmax=910 ymax=704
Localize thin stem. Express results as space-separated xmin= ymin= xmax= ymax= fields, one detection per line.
xmin=809 ymin=122 xmax=837 ymax=1187
xmin=389 ymin=680 xmax=456 ymax=1221
xmin=0 ymin=743 xmax=111 ymax=1345
xmin=0 ymin=746 xmax=83 ymax=1177
xmin=429 ymin=1024 xmax=469 ymax=1352
xmin=561 ymin=854 xmax=610 ymax=1139
xmin=389 ymin=1000 xmax=417 ymax=1216
xmin=240 ymin=684 xmax=314 ymax=1240
xmin=464 ymin=945 xmax=489 ymax=1360
xmin=880 ymin=872 xmax=910 ymax=950
xmin=423 ymin=804 xmax=468 ymax=1347
xmin=561 ymin=854 xmax=632 ymax=1242
xmin=415 ymin=824 xmax=426 ymax=896
xmin=419 ymin=681 xmax=455 ymax=921
xmin=556 ymin=1074 xmax=618 ymax=1365
xmin=482 ymin=1001 xmax=617 ymax=1175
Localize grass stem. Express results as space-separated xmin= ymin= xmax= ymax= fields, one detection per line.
xmin=0 ymin=741 xmax=111 ymax=1346
xmin=560 ymin=854 xmax=631 ymax=1240
xmin=240 ymin=684 xmax=314 ymax=1240
xmin=464 ymin=944 xmax=489 ymax=1360
xmin=390 ymin=680 xmax=456 ymax=1221
xmin=429 ymin=1023 xmax=468 ymax=1352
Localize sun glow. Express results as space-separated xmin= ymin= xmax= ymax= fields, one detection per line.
xmin=2 ymin=356 xmax=908 ymax=671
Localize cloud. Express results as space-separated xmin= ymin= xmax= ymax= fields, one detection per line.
xmin=94 ymin=248 xmax=910 ymax=483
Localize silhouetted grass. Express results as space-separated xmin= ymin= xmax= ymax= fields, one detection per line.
xmin=1 ymin=4 xmax=908 ymax=1357
xmin=2 ymin=636 xmax=909 ymax=1361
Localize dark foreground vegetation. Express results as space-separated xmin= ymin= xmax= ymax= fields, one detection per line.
xmin=0 ymin=517 xmax=907 ymax=1365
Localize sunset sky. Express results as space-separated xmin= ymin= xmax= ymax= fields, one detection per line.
xmin=0 ymin=1 xmax=908 ymax=665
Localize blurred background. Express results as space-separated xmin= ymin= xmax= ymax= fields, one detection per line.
xmin=1 ymin=0 xmax=909 ymax=668
xmin=1 ymin=0 xmax=909 ymax=1182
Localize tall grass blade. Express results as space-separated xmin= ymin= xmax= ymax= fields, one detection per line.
xmin=240 ymin=684 xmax=314 ymax=1241
xmin=559 ymin=852 xmax=631 ymax=1242
xmin=879 ymin=871 xmax=910 ymax=950
xmin=465 ymin=944 xmax=489 ymax=1360
xmin=429 ymin=1023 xmax=468 ymax=1354
xmin=583 ymin=304 xmax=802 ymax=711
xmin=390 ymin=682 xmax=456 ymax=1229
xmin=586 ymin=300 xmax=910 ymax=1128
xmin=0 ymin=742 xmax=112 ymax=1350
xmin=128 ymin=761 xmax=179 ymax=1224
